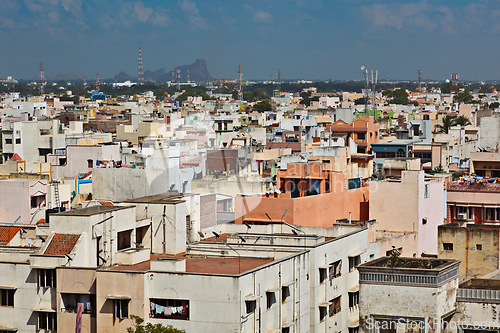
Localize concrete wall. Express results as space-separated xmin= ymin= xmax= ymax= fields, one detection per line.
xmin=0 ymin=262 xmax=51 ymax=333
xmin=438 ymin=225 xmax=500 ymax=281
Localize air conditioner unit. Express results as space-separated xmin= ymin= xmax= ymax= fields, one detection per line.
xmin=456 ymin=213 xmax=467 ymax=220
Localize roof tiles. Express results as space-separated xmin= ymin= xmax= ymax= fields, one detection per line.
xmin=44 ymin=234 xmax=80 ymax=255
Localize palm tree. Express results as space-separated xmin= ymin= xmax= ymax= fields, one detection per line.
xmin=435 ymin=115 xmax=454 ymax=134
xmin=453 ymin=115 xmax=471 ymax=126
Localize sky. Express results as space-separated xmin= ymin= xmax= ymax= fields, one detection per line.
xmin=1 ymin=0 xmax=500 ymax=81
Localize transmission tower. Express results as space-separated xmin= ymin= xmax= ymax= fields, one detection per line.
xmin=277 ymin=68 xmax=281 ymax=96
xmin=39 ymin=62 xmax=45 ymax=94
xmin=83 ymin=75 xmax=87 ymax=88
xmin=96 ymin=73 xmax=99 ymax=90
xmin=176 ymin=65 xmax=181 ymax=93
xmin=187 ymin=67 xmax=190 ymax=83
xmin=418 ymin=70 xmax=422 ymax=91
xmin=138 ymin=47 xmax=144 ymax=85
xmin=238 ymin=63 xmax=243 ymax=101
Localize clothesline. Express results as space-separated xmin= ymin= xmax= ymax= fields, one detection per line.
xmin=150 ymin=301 xmax=188 ymax=317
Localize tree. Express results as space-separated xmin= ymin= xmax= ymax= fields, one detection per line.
xmin=454 ymin=115 xmax=470 ymax=126
xmin=441 ymin=82 xmax=452 ymax=94
xmin=383 ymin=88 xmax=409 ymax=105
xmin=354 ymin=97 xmax=365 ymax=105
xmin=435 ymin=115 xmax=454 ymax=134
xmin=253 ymin=100 xmax=272 ymax=112
xmin=127 ymin=315 xmax=185 ymax=333
xmin=175 ymin=88 xmax=214 ymax=102
xmin=231 ymin=90 xmax=238 ymax=100
xmin=489 ymin=102 xmax=500 ymax=109
xmin=453 ymin=90 xmax=473 ymax=104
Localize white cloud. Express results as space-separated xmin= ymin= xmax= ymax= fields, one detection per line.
xmin=253 ymin=10 xmax=273 ymax=24
xmin=61 ymin=0 xmax=83 ymax=18
xmin=178 ymin=0 xmax=208 ymax=29
xmin=150 ymin=8 xmax=171 ymax=27
xmin=134 ymin=1 xmax=153 ymax=22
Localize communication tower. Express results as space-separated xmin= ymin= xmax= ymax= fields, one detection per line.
xmin=115 ymin=73 xmax=117 ymax=85
xmin=138 ymin=47 xmax=144 ymax=85
xmin=176 ymin=65 xmax=181 ymax=93
xmin=451 ymin=73 xmax=459 ymax=91
xmin=418 ymin=70 xmax=422 ymax=91
xmin=187 ymin=67 xmax=190 ymax=83
xmin=83 ymin=75 xmax=87 ymax=88
xmin=96 ymin=73 xmax=99 ymax=91
xmin=238 ymin=63 xmax=243 ymax=101
xmin=39 ymin=62 xmax=45 ymax=94
xmin=277 ymin=67 xmax=281 ymax=96
xmin=172 ymin=69 xmax=175 ymax=83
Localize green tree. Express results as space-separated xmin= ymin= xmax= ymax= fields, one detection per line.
xmin=453 ymin=90 xmax=473 ymax=104
xmin=231 ymin=90 xmax=238 ymax=100
xmin=354 ymin=97 xmax=365 ymax=105
xmin=253 ymin=100 xmax=272 ymax=112
xmin=175 ymin=88 xmax=214 ymax=102
xmin=441 ymin=82 xmax=452 ymax=94
xmin=435 ymin=115 xmax=454 ymax=134
xmin=489 ymin=102 xmax=500 ymax=109
xmin=453 ymin=115 xmax=470 ymax=126
xmin=127 ymin=315 xmax=185 ymax=333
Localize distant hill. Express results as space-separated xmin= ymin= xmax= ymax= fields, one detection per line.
xmin=24 ymin=59 xmax=213 ymax=83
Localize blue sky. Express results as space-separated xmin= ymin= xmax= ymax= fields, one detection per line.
xmin=1 ymin=0 xmax=500 ymax=81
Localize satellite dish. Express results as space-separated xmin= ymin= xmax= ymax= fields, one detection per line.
xmin=26 ymin=238 xmax=34 ymax=247
xmin=361 ymin=66 xmax=365 ymax=70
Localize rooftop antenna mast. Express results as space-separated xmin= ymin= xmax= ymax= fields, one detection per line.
xmin=371 ymin=69 xmax=378 ymax=119
xmin=39 ymin=62 xmax=45 ymax=94
xmin=176 ymin=65 xmax=181 ymax=93
xmin=138 ymin=47 xmax=144 ymax=85
xmin=361 ymin=66 xmax=369 ymax=112
xmin=238 ymin=63 xmax=243 ymax=101
xmin=418 ymin=70 xmax=422 ymax=91
xmin=277 ymin=67 xmax=281 ymax=96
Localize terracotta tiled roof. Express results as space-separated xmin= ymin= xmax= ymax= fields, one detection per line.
xmin=9 ymin=153 xmax=23 ymax=161
xmin=98 ymin=201 xmax=114 ymax=206
xmin=44 ymin=234 xmax=80 ymax=255
xmin=0 ymin=226 xmax=21 ymax=245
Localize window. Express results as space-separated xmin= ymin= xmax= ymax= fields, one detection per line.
xmin=456 ymin=206 xmax=473 ymax=220
xmin=476 ymin=244 xmax=482 ymax=251
xmin=396 ymin=148 xmax=405 ymax=157
xmin=61 ymin=293 xmax=95 ymax=315
xmin=149 ymin=299 xmax=189 ymax=320
xmin=4 ymin=138 xmax=12 ymax=144
xmin=329 ymin=260 xmax=342 ymax=281
xmin=117 ymin=230 xmax=132 ymax=250
xmin=31 ymin=195 xmax=46 ymax=209
xmin=349 ymin=327 xmax=359 ymax=333
xmin=357 ymin=133 xmax=366 ymax=140
xmin=329 ymin=296 xmax=341 ymax=316
xmin=39 ymin=148 xmax=52 ymax=156
xmin=114 ymin=299 xmax=129 ymax=319
xmin=369 ymin=254 xmax=375 ymax=260
xmin=38 ymin=269 xmax=56 ymax=288
xmin=87 ymin=159 xmax=93 ymax=168
xmin=484 ymin=208 xmax=499 ymax=221
xmin=0 ymin=289 xmax=14 ymax=307
xmin=15 ymin=138 xmax=21 ymax=144
xmin=422 ymin=218 xmax=427 ymax=225
xmin=424 ymin=184 xmax=429 ymax=198
xmin=245 ymin=300 xmax=256 ymax=314
xmin=375 ymin=151 xmax=396 ymax=159
xmin=349 ymin=256 xmax=361 ymax=272
xmin=282 ymin=328 xmax=290 ymax=333
xmin=282 ymin=286 xmax=290 ymax=303
xmin=349 ymin=291 xmax=359 ymax=308
xmin=319 ymin=268 xmax=328 ymax=284
xmin=38 ymin=312 xmax=56 ymax=331
xmin=266 ymin=291 xmax=276 ymax=309
xmin=443 ymin=243 xmax=453 ymax=251
xmin=319 ymin=305 xmax=328 ymax=322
